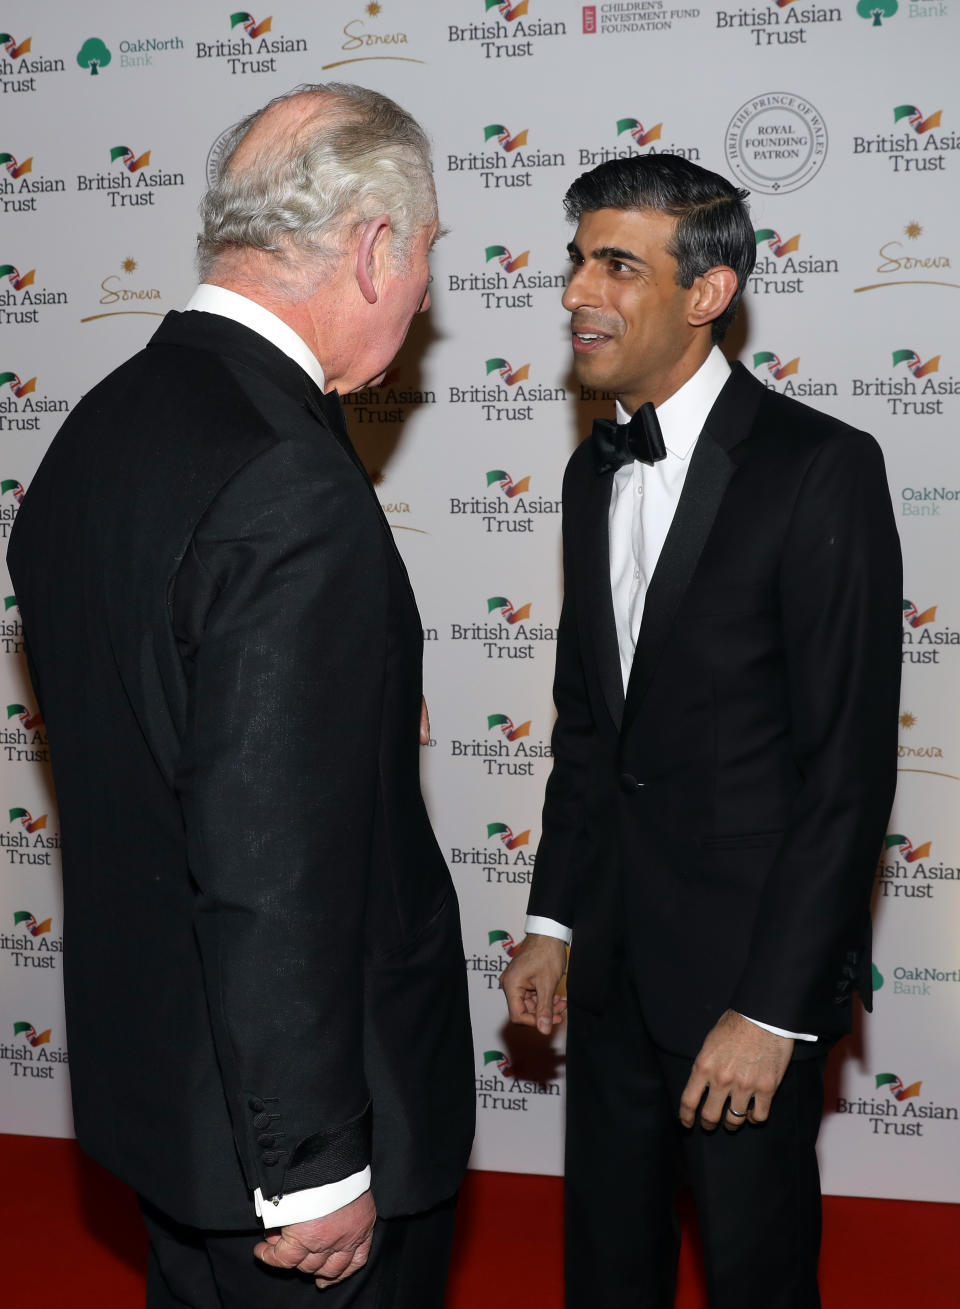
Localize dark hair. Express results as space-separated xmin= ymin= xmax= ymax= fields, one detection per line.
xmin=563 ymin=154 xmax=755 ymax=344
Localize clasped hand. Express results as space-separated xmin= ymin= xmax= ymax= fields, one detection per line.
xmin=254 ymin=1190 xmax=376 ymax=1289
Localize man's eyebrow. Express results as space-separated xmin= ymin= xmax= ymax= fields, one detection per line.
xmin=566 ymin=240 xmax=649 ymax=266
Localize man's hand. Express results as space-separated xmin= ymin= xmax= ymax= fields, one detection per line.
xmin=254 ymin=1190 xmax=376 ymax=1289
xmin=420 ymin=696 xmax=431 ymax=745
xmin=679 ymin=1010 xmax=794 ymax=1132
xmin=500 ymin=933 xmax=568 ymax=1035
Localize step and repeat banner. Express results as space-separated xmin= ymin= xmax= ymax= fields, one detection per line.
xmin=2 ymin=0 xmax=958 ymax=1203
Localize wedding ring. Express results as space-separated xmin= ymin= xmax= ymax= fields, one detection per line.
xmin=728 ymin=1108 xmax=747 ymax=1118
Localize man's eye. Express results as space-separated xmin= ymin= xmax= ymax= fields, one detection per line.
xmin=609 ymin=260 xmax=629 ymax=273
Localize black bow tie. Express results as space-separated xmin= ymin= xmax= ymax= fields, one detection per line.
xmin=591 ymin=402 xmax=666 ymax=475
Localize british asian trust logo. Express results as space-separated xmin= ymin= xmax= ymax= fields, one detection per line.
xmin=448 ymin=0 xmax=567 ymax=60
xmin=449 ymin=821 xmax=537 ymax=884
xmin=835 ymin=1072 xmax=958 ymax=1138
xmin=748 ymin=225 xmax=839 ymax=296
xmin=751 ymin=351 xmax=837 ymax=398
xmin=2 ymin=700 xmax=49 ymax=763
xmin=0 ymin=477 xmax=24 ymax=535
xmin=449 ymin=469 xmax=560 ymax=535
xmin=1 ymin=1021 xmax=68 ymax=1080
xmin=0 ymin=372 xmax=69 ymax=433
xmin=901 ymin=598 xmax=960 ymax=666
xmin=877 ymin=829 xmax=959 ymax=901
xmin=196 ymin=11 xmax=308 ymax=75
xmin=449 ymin=709 xmax=552 ymax=776
xmin=450 ymin=595 xmax=557 ymax=662
xmin=851 ymin=347 xmax=957 ymax=418
xmin=714 ymin=1 xmax=843 ymax=48
xmin=577 ymin=113 xmax=701 ymax=171
xmin=0 ymin=594 xmax=22 ymax=655
xmin=465 ymin=927 xmax=519 ymax=991
xmin=580 ymin=3 xmax=701 ymax=37
xmin=448 ymin=358 xmax=566 ymax=423
xmin=339 ymin=366 xmax=437 ymax=426
xmin=0 ymin=261 xmax=68 ymax=325
xmin=446 ymin=122 xmax=566 ymax=191
xmin=76 ymin=145 xmax=184 ymax=209
xmin=0 ymin=31 xmax=65 ymax=92
xmin=0 ymin=150 xmax=65 ymax=214
xmin=854 ymin=103 xmax=959 ymax=174
xmin=445 ymin=242 xmax=565 ymax=311
xmin=4 ymin=806 xmax=61 ymax=867
xmin=1 ymin=909 xmax=62 ymax=970
xmin=476 ymin=1045 xmax=561 ymax=1112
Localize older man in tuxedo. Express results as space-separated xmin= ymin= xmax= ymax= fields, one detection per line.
xmin=501 ymin=155 xmax=901 ymax=1307
xmin=9 ymin=84 xmax=473 ymax=1308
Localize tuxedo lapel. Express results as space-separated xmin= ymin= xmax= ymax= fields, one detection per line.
xmin=621 ymin=362 xmax=763 ymax=731
xmin=580 ymin=469 xmax=625 ymax=731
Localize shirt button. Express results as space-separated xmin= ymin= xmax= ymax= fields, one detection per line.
xmin=636 ymin=483 xmax=643 ymax=495
xmin=634 ymin=569 xmax=641 ymax=580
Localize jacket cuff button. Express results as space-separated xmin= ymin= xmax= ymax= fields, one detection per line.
xmin=261 ymin=1151 xmax=279 ymax=1166
xmin=619 ymin=773 xmax=643 ymax=793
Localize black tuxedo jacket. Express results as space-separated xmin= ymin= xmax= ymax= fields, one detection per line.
xmin=529 ymin=363 xmax=902 ymax=1057
xmin=8 ymin=312 xmax=474 ymax=1228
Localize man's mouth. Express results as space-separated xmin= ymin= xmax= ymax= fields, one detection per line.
xmin=572 ymin=329 xmax=612 ymax=353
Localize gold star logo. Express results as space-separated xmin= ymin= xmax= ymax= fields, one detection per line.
xmin=904 ymin=222 xmax=923 ymax=240
xmin=366 ymin=1 xmax=382 ymax=15
xmin=121 ymin=256 xmax=138 ymax=274
xmin=899 ymin=712 xmax=917 ymax=730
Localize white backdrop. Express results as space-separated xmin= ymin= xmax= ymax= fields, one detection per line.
xmin=2 ymin=0 xmax=958 ymax=1202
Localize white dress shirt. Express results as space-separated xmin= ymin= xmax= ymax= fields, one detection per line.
xmin=526 ymin=348 xmax=815 ymax=1043
xmin=183 ymin=285 xmax=372 ymax=1225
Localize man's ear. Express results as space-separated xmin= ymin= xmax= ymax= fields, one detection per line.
xmin=687 ymin=265 xmax=738 ymax=330
xmin=355 ymin=215 xmax=392 ymax=306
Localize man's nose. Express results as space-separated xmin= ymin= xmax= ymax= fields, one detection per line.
xmin=562 ymin=266 xmax=598 ymax=312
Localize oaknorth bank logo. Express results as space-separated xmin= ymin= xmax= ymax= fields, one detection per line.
xmin=857 ymin=1 xmax=897 ymax=23
xmin=195 ymin=10 xmax=308 ymax=74
xmin=877 ymin=1071 xmax=922 ymax=1100
xmin=488 ymin=595 xmax=531 ymax=624
xmin=488 ymin=821 xmax=531 ymax=850
xmin=13 ymin=1021 xmax=50 ymax=1048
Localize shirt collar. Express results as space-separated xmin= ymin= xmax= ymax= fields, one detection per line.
xmin=184 ymin=284 xmax=326 ymax=393
xmin=614 ymin=345 xmax=731 ymax=460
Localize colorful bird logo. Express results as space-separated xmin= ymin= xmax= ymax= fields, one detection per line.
xmin=110 ymin=145 xmax=151 ymax=173
xmin=9 ymin=807 xmax=47 ymax=834
xmin=893 ymin=104 xmax=942 ymax=134
xmin=485 ymin=245 xmax=530 ymax=274
xmin=902 ymin=599 xmax=936 ymax=628
xmin=754 ymin=228 xmax=801 ymax=257
xmin=884 ymin=833 xmax=932 ymax=863
xmin=483 ymin=1049 xmax=514 ymax=1076
xmin=616 ymin=117 xmax=663 ymax=148
xmin=488 ymin=712 xmax=531 ymax=742
xmin=486 ymin=469 xmax=530 ymax=498
xmin=0 ymin=372 xmax=36 ymax=398
xmin=13 ymin=911 xmax=52 ymax=937
xmin=14 ymin=1021 xmax=51 ymax=1048
xmin=487 ymin=596 xmax=531 ymax=625
xmin=483 ymin=124 xmax=529 ymax=153
xmin=7 ymin=703 xmax=43 ymax=730
xmin=876 ymin=1072 xmax=922 ymax=1100
xmin=0 ymin=265 xmax=35 ymax=291
xmin=488 ymin=930 xmax=518 ymax=957
xmin=230 ymin=11 xmax=273 ymax=38
xmin=753 ymin=351 xmax=800 ymax=380
xmin=487 ymin=821 xmax=531 ymax=850
xmin=0 ymin=152 xmax=33 ymax=179
xmin=892 ymin=349 xmax=940 ymax=378
xmin=485 ymin=358 xmax=530 ymax=386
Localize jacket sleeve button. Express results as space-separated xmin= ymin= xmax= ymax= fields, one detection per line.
xmin=619 ymin=773 xmax=643 ymax=793
xmin=261 ymin=1151 xmax=279 ymax=1166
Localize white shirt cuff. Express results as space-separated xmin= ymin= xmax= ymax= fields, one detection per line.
xmin=524 ymin=914 xmax=572 ymax=945
xmin=740 ymin=1014 xmax=817 ymax=1042
xmin=253 ymin=1166 xmax=371 ymax=1227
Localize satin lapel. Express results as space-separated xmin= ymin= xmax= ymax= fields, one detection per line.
xmin=621 ymin=429 xmax=734 ymax=731
xmin=581 ymin=469 xmax=625 ymax=731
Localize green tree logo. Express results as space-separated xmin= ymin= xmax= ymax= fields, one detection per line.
xmin=77 ymin=37 xmax=112 ymax=74
xmin=857 ymin=1 xmax=897 ymax=24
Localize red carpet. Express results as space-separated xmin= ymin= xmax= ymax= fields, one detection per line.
xmin=2 ymin=1135 xmax=956 ymax=1307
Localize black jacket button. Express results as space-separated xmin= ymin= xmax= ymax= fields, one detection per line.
xmin=261 ymin=1151 xmax=279 ymax=1166
xmin=257 ymin=1134 xmax=276 ymax=1149
xmin=253 ymin=1112 xmax=270 ymax=1130
xmin=619 ymin=773 xmax=643 ymax=793
xmin=248 ymin=1097 xmax=266 ymax=1113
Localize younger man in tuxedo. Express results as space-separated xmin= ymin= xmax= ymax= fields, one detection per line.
xmin=501 ymin=154 xmax=901 ymax=1308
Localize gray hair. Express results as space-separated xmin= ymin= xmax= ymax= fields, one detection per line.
xmin=197 ymin=83 xmax=438 ymax=294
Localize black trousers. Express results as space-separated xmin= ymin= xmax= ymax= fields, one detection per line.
xmin=565 ymin=960 xmax=825 ymax=1309
xmin=139 ymin=1194 xmax=458 ymax=1309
